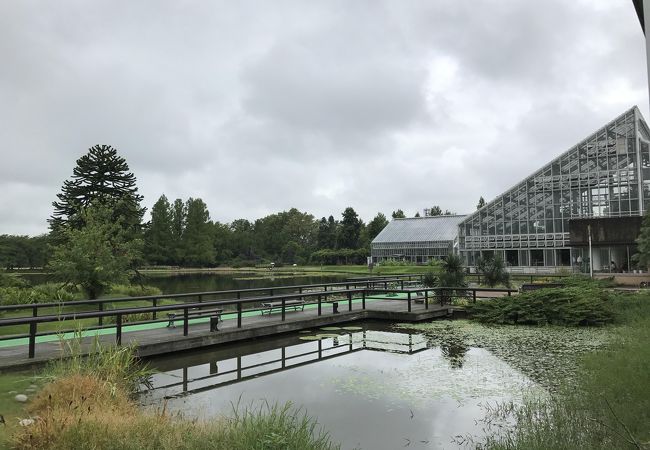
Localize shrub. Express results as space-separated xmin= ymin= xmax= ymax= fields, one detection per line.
xmin=108 ymin=284 xmax=162 ymax=297
xmin=0 ymin=273 xmax=30 ymax=288
xmin=0 ymin=283 xmax=77 ymax=305
xmin=423 ymin=271 xmax=439 ymax=288
xmin=467 ymin=285 xmax=616 ymax=326
xmin=477 ymin=255 xmax=510 ymax=287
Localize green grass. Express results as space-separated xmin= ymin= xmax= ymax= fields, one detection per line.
xmin=480 ymin=292 xmax=650 ymax=450
xmin=7 ymin=337 xmax=339 ymax=450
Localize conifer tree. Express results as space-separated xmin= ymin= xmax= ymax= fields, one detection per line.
xmin=49 ymin=145 xmax=145 ymax=238
xmin=144 ymin=195 xmax=174 ymax=265
xmin=181 ymin=198 xmax=215 ymax=266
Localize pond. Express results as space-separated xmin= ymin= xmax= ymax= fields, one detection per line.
xmin=140 ymin=320 xmax=610 ymax=449
xmin=20 ymin=271 xmax=348 ymax=295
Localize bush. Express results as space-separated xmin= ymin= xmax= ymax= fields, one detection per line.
xmin=477 ymin=255 xmax=510 ymax=288
xmin=423 ymin=271 xmax=438 ymax=288
xmin=467 ymin=285 xmax=616 ymax=326
xmin=0 ymin=283 xmax=77 ymax=305
xmin=0 ymin=273 xmax=30 ymax=288
xmin=108 ymin=284 xmax=162 ymax=297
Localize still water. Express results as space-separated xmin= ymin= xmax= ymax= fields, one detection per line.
xmin=141 ymin=321 xmax=554 ymax=450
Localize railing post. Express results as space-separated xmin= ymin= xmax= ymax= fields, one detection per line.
xmin=152 ymin=298 xmax=157 ymax=320
xmin=425 ymin=290 xmax=429 ymax=310
xmin=318 ymin=294 xmax=322 ymax=316
xmin=28 ymin=321 xmax=36 ymax=358
xmin=362 ymin=290 xmax=366 ymax=309
xmin=473 ymin=290 xmax=477 ymax=303
xmin=347 ymin=290 xmax=352 ymax=311
xmin=298 ymin=287 xmax=303 ymax=302
xmin=116 ymin=314 xmax=122 ymax=345
xmin=198 ymin=294 xmax=203 ymax=303
xmin=384 ymin=281 xmax=387 ymax=289
xmin=183 ymin=307 xmax=189 ymax=336
xmin=98 ymin=302 xmax=103 ymax=326
xmin=270 ymin=288 xmax=274 ymax=297
xmin=407 ymin=292 xmax=412 ymax=312
xmin=281 ymin=298 xmax=286 ymax=321
xmin=401 ymin=280 xmax=404 ymax=290
xmin=237 ymin=302 xmax=242 ymax=328
xmin=508 ymin=289 xmax=512 ymax=297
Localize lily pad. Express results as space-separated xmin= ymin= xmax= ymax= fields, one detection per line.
xmin=299 ymin=336 xmax=321 ymax=341
xmin=320 ymin=327 xmax=342 ymax=331
xmin=315 ymin=333 xmax=342 ymax=339
xmin=341 ymin=326 xmax=363 ymax=331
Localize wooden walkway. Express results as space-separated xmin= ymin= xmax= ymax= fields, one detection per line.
xmin=0 ymin=297 xmax=452 ymax=372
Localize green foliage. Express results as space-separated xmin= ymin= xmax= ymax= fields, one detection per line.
xmin=423 ymin=271 xmax=439 ymax=288
xmin=477 ymin=255 xmax=511 ymax=287
xmin=107 ymin=284 xmax=162 ymax=297
xmin=45 ymin=333 xmax=153 ymax=393
xmin=477 ymin=196 xmax=486 ymax=210
xmin=143 ymin=195 xmax=175 ymax=265
xmin=378 ymin=259 xmax=415 ymax=267
xmin=438 ymin=253 xmax=466 ymax=288
xmin=0 ymin=234 xmax=51 ymax=269
xmin=0 ymin=273 xmax=30 ymax=288
xmin=0 ymin=283 xmax=77 ymax=305
xmin=311 ymin=248 xmax=367 ymax=265
xmin=48 ymin=204 xmax=143 ymax=299
xmin=635 ymin=209 xmax=650 ymax=269
xmin=338 ymin=207 xmax=361 ymax=249
xmin=391 ymin=209 xmax=405 ymax=219
xmin=481 ymin=294 xmax=650 ymax=450
xmin=468 ymin=285 xmax=616 ymax=326
xmin=182 ymin=198 xmax=215 ymax=266
xmin=49 ymin=144 xmax=145 ymax=239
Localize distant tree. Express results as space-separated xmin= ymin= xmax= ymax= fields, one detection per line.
xmin=170 ymin=198 xmax=186 ymax=264
xmin=213 ymin=221 xmax=234 ymax=264
xmin=477 ymin=255 xmax=511 ymax=287
xmin=48 ymin=203 xmax=143 ymax=299
xmin=230 ymin=219 xmax=255 ymax=260
xmin=143 ymin=195 xmax=174 ymax=265
xmin=0 ymin=235 xmax=51 ymax=270
xmin=181 ymin=198 xmax=214 ymax=267
xmin=477 ymin=196 xmax=486 ymax=210
xmin=367 ymin=213 xmax=389 ymax=241
xmin=49 ymin=145 xmax=145 ymax=239
xmin=635 ymin=212 xmax=650 ymax=269
xmin=327 ymin=215 xmax=339 ymax=248
xmin=428 ymin=206 xmax=443 ymax=216
xmin=391 ymin=210 xmax=406 ymax=219
xmin=414 ymin=212 xmax=421 ymax=217
xmin=339 ymin=207 xmax=361 ymax=249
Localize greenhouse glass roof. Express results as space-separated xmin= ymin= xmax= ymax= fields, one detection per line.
xmin=372 ymin=215 xmax=467 ymax=244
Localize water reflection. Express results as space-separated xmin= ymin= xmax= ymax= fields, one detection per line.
xmin=141 ymin=322 xmax=538 ymax=450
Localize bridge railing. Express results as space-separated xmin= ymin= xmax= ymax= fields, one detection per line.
xmin=0 ymin=283 xmax=516 ymax=360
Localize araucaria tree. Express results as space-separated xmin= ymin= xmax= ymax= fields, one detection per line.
xmin=48 ymin=204 xmax=143 ymax=299
xmin=49 ymin=145 xmax=145 ymax=238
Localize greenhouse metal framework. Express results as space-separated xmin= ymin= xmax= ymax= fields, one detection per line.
xmin=458 ymin=106 xmax=650 ymax=272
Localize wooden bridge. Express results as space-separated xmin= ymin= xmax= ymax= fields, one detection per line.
xmin=0 ymin=275 xmax=516 ymax=371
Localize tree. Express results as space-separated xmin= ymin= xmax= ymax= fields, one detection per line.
xmin=170 ymin=198 xmax=186 ymax=264
xmin=477 ymin=255 xmax=511 ymax=287
xmin=635 ymin=211 xmax=650 ymax=269
xmin=143 ymin=195 xmax=174 ymax=265
xmin=50 ymin=145 xmax=145 ymax=238
xmin=367 ymin=213 xmax=389 ymax=241
xmin=414 ymin=212 xmax=421 ymax=217
xmin=477 ymin=196 xmax=486 ymax=210
xmin=391 ymin=210 xmax=406 ymax=219
xmin=428 ymin=206 xmax=442 ymax=216
xmin=48 ymin=203 xmax=143 ymax=299
xmin=439 ymin=254 xmax=466 ymax=288
xmin=181 ymin=198 xmax=215 ymax=267
xmin=338 ymin=207 xmax=361 ymax=249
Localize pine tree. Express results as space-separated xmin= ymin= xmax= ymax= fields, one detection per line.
xmin=339 ymin=207 xmax=361 ymax=249
xmin=170 ymin=198 xmax=186 ymax=264
xmin=367 ymin=213 xmax=389 ymax=241
xmin=144 ymin=195 xmax=174 ymax=265
xmin=50 ymin=145 xmax=145 ymax=237
xmin=181 ymin=198 xmax=215 ymax=267
xmin=391 ymin=209 xmax=405 ymax=219
xmin=477 ymin=196 xmax=486 ymax=210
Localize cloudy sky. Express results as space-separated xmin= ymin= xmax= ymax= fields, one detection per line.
xmin=0 ymin=0 xmax=647 ymax=236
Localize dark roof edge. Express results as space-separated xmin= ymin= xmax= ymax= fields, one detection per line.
xmin=634 ymin=0 xmax=645 ymax=34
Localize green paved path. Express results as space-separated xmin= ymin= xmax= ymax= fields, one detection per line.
xmin=0 ymin=293 xmax=413 ymax=349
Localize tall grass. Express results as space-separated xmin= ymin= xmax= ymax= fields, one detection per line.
xmin=11 ymin=333 xmax=339 ymax=450
xmin=480 ymin=292 xmax=650 ymax=450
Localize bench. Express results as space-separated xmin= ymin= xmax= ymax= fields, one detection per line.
xmin=261 ymin=300 xmax=305 ymax=315
xmin=166 ymin=307 xmax=223 ymax=331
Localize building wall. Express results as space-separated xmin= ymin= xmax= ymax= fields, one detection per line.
xmin=371 ymin=240 xmax=454 ymax=263
xmin=459 ymin=107 xmax=650 ymax=270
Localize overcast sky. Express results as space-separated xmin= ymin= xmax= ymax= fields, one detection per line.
xmin=1 ymin=0 xmax=648 ymax=236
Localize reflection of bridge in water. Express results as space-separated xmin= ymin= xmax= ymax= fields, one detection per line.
xmin=141 ymin=330 xmax=428 ymax=402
